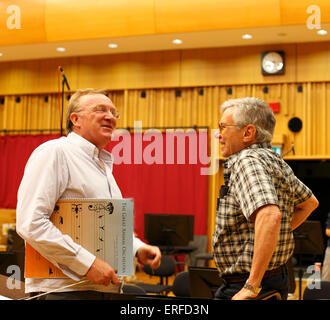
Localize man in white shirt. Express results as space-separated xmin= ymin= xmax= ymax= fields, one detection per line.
xmin=16 ymin=88 xmax=161 ymax=299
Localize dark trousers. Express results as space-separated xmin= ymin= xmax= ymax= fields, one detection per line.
xmin=214 ymin=266 xmax=289 ymax=300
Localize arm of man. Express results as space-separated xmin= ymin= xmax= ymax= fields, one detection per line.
xmin=290 ymin=195 xmax=319 ymax=231
xmin=232 ymin=204 xmax=282 ymax=300
xmin=16 ymin=144 xmax=96 ymax=280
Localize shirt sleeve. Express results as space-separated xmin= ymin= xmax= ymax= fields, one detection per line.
xmin=133 ymin=236 xmax=146 ymax=256
xmin=231 ymin=155 xmax=279 ymax=220
xmin=290 ymin=175 xmax=313 ymax=206
xmin=16 ymin=143 xmax=96 ymax=280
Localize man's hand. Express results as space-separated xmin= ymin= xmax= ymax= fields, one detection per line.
xmin=85 ymin=257 xmax=119 ymax=286
xmin=136 ymin=244 xmax=162 ymax=269
xmin=232 ymin=287 xmax=258 ymax=300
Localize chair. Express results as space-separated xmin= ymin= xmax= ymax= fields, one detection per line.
xmin=194 ymin=253 xmax=213 ymax=267
xmin=136 ymin=255 xmax=176 ymax=295
xmin=303 ymin=281 xmax=330 ymax=300
xmin=122 ymin=284 xmax=147 ymax=296
xmin=172 ymin=271 xmax=191 ymax=297
xmin=187 ymin=235 xmax=208 ymax=266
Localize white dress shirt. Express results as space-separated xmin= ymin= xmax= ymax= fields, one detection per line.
xmin=16 ymin=132 xmax=145 ymax=293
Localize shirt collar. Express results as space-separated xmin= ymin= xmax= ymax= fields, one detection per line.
xmin=67 ymin=132 xmax=113 ymax=166
xmin=224 ymin=142 xmax=272 ymax=170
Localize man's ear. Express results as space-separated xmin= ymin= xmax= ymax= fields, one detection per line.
xmin=70 ymin=113 xmax=80 ymax=129
xmin=243 ymin=124 xmax=257 ymax=142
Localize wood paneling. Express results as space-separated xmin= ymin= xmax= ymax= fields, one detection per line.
xmin=1 ymin=83 xmax=329 ymax=157
xmin=180 ymin=44 xmax=297 ymax=86
xmin=0 ymin=42 xmax=330 ymax=94
xmin=297 ymin=42 xmax=330 ymax=82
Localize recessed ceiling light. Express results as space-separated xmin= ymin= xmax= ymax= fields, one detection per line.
xmin=56 ymin=47 xmax=66 ymax=52
xmin=108 ymin=43 xmax=118 ymax=48
xmin=172 ymin=39 xmax=183 ymax=44
xmin=317 ymin=29 xmax=328 ymax=35
xmin=242 ymin=34 xmax=253 ymax=39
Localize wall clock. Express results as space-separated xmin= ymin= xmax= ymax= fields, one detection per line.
xmin=261 ymin=51 xmax=285 ymax=75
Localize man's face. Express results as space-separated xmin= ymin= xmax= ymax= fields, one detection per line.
xmin=72 ymin=94 xmax=118 ymax=150
xmin=217 ymin=107 xmax=246 ymax=158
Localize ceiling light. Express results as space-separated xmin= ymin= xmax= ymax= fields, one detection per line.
xmin=242 ymin=34 xmax=253 ymax=39
xmin=56 ymin=47 xmax=66 ymax=52
xmin=317 ymin=29 xmax=328 ymax=35
xmin=0 ymin=53 xmax=3 ymax=57
xmin=172 ymin=39 xmax=183 ymax=44
xmin=108 ymin=43 xmax=118 ymax=48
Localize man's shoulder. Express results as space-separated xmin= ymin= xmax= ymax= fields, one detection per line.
xmin=30 ymin=136 xmax=68 ymax=157
xmin=233 ymin=146 xmax=282 ymax=171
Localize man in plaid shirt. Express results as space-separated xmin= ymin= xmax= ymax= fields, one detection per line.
xmin=212 ymin=97 xmax=319 ymax=300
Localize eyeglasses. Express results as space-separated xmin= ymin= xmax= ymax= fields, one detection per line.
xmin=218 ymin=123 xmax=239 ymax=134
xmin=91 ymin=105 xmax=120 ymax=119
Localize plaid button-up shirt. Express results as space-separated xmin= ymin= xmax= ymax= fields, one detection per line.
xmin=212 ymin=142 xmax=313 ymax=276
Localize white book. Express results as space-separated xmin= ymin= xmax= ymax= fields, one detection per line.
xmin=25 ymin=198 xmax=134 ymax=278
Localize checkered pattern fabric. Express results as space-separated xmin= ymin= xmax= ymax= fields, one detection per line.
xmin=213 ymin=143 xmax=313 ymax=276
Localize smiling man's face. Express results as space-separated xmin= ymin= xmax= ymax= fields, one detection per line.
xmin=71 ymin=93 xmax=118 ymax=151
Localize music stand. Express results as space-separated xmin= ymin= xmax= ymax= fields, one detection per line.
xmin=293 ymin=220 xmax=324 ymax=300
xmin=144 ymin=213 xmax=194 ymax=247
xmin=144 ymin=214 xmax=196 ymax=271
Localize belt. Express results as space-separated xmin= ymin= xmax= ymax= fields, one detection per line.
xmin=221 ymin=265 xmax=287 ymax=284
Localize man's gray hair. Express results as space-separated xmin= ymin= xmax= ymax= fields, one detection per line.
xmin=220 ymin=97 xmax=276 ymax=143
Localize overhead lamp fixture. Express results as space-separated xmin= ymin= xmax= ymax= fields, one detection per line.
xmin=317 ymin=29 xmax=328 ymax=35
xmin=108 ymin=43 xmax=118 ymax=48
xmin=172 ymin=39 xmax=183 ymax=44
xmin=56 ymin=47 xmax=66 ymax=52
xmin=242 ymin=34 xmax=253 ymax=39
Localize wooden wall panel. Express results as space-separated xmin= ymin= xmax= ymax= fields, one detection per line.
xmin=297 ymin=42 xmax=330 ymax=82
xmin=125 ymin=51 xmax=181 ymax=89
xmin=0 ymin=42 xmax=330 ymax=94
xmin=181 ymin=44 xmax=297 ymax=86
xmin=77 ymin=55 xmax=130 ymax=90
